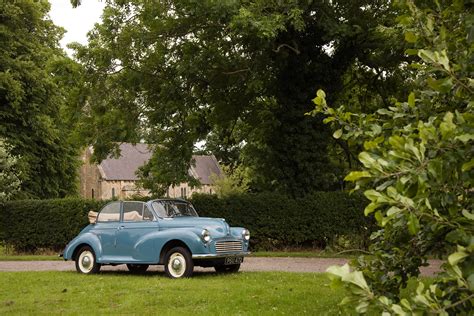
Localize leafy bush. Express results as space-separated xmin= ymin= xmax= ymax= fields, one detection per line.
xmin=309 ymin=1 xmax=473 ymax=314
xmin=0 ymin=198 xmax=106 ymax=252
xmin=191 ymin=192 xmax=371 ymax=250
xmin=0 ymin=192 xmax=369 ymax=252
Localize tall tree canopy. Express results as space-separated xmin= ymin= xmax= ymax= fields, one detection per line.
xmin=73 ymin=0 xmax=407 ymax=196
xmin=0 ymin=0 xmax=80 ymax=198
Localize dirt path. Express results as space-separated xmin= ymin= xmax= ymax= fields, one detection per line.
xmin=0 ymin=257 xmax=442 ymax=276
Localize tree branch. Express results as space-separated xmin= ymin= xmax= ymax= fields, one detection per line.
xmin=273 ymin=43 xmax=300 ymax=55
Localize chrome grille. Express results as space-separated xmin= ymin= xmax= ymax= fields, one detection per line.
xmin=215 ymin=240 xmax=243 ymax=254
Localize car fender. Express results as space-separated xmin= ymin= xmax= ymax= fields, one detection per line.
xmin=141 ymin=228 xmax=209 ymax=261
xmin=63 ymin=232 xmax=102 ymax=261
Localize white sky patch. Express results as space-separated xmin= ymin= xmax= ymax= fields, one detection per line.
xmin=49 ymin=0 xmax=105 ymax=56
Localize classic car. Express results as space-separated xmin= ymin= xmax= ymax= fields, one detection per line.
xmin=61 ymin=199 xmax=250 ymax=278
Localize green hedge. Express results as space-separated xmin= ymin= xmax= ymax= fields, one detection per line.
xmin=191 ymin=192 xmax=371 ymax=250
xmin=0 ymin=198 xmax=106 ymax=252
xmin=0 ymin=192 xmax=370 ymax=252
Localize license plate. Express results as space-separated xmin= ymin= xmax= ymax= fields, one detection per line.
xmin=224 ymin=256 xmax=243 ymax=265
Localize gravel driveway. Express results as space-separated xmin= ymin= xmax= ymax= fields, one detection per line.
xmin=0 ymin=257 xmax=442 ymax=276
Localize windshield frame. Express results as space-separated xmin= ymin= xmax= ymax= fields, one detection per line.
xmin=151 ymin=200 xmax=199 ymax=218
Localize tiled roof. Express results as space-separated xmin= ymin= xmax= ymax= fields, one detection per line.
xmin=190 ymin=155 xmax=222 ymax=185
xmin=98 ymin=143 xmax=221 ymax=184
xmin=99 ymin=143 xmax=152 ymax=180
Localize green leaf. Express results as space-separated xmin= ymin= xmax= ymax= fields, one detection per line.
xmin=462 ymin=209 xmax=474 ymax=220
xmin=408 ymin=92 xmax=415 ymax=107
xmin=316 ymin=89 xmax=326 ymax=98
xmin=439 ymin=112 xmax=455 ymax=138
xmin=448 ymin=251 xmax=468 ymax=266
xmin=455 ymin=134 xmax=474 ymax=143
xmin=405 ymin=31 xmax=417 ymax=43
xmin=408 ymin=213 xmax=420 ymax=235
xmin=323 ymin=117 xmax=335 ymax=124
xmin=333 ymin=129 xmax=343 ymax=139
xmin=344 ymin=171 xmax=371 ymax=182
xmin=462 ymin=159 xmax=474 ymax=172
xmin=364 ymin=189 xmax=382 ymax=202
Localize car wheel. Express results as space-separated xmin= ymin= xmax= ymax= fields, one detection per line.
xmin=164 ymin=247 xmax=194 ymax=278
xmin=75 ymin=246 xmax=101 ymax=274
xmin=214 ymin=264 xmax=241 ymax=273
xmin=127 ymin=264 xmax=149 ymax=273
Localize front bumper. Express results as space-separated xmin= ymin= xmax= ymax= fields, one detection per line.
xmin=192 ymin=251 xmax=251 ymax=259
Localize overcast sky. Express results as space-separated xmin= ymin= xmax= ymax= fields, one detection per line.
xmin=49 ymin=0 xmax=105 ymax=55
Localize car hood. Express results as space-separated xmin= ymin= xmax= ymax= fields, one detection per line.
xmin=159 ymin=216 xmax=231 ymax=237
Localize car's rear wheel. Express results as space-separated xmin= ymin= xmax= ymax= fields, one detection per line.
xmin=164 ymin=247 xmax=194 ymax=278
xmin=214 ymin=264 xmax=241 ymax=273
xmin=75 ymin=246 xmax=101 ymax=274
xmin=127 ymin=264 xmax=149 ymax=273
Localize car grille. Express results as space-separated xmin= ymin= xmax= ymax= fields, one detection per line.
xmin=215 ymin=240 xmax=243 ymax=254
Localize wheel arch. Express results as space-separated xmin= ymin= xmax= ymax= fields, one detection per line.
xmin=71 ymin=243 xmax=94 ymax=261
xmin=159 ymin=239 xmax=192 ymax=264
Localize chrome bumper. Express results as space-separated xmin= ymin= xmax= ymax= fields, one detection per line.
xmin=192 ymin=252 xmax=251 ymax=259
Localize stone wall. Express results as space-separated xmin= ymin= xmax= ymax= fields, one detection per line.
xmin=79 ymin=149 xmax=102 ymax=199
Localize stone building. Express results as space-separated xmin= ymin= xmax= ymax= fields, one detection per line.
xmin=79 ymin=143 xmax=222 ymax=200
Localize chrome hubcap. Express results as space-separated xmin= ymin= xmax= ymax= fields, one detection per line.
xmin=78 ymin=250 xmax=94 ymax=273
xmin=172 ymin=259 xmax=182 ymax=270
xmin=82 ymin=256 xmax=91 ymax=269
xmin=168 ymin=253 xmax=186 ymax=277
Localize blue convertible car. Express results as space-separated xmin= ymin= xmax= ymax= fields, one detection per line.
xmin=62 ymin=199 xmax=250 ymax=278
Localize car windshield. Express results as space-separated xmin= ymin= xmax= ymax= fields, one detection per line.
xmin=151 ymin=200 xmax=199 ymax=218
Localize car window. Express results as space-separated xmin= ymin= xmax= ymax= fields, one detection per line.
xmin=123 ymin=201 xmax=146 ymax=222
xmin=97 ymin=202 xmax=121 ymax=222
xmin=151 ymin=200 xmax=198 ymax=218
xmin=143 ymin=205 xmax=154 ymax=221
xmin=151 ymin=202 xmax=167 ymax=218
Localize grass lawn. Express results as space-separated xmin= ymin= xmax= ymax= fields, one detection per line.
xmin=0 ymin=255 xmax=61 ymax=261
xmin=0 ymin=271 xmax=346 ymax=315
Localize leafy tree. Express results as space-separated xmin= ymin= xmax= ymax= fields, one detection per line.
xmin=71 ymin=0 xmax=408 ymax=196
xmin=309 ymin=0 xmax=473 ymax=314
xmin=0 ymin=138 xmax=21 ymax=201
xmin=0 ymin=0 xmax=80 ymax=198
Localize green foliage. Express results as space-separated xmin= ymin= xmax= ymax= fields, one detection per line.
xmin=0 ymin=192 xmax=369 ymax=252
xmin=309 ymin=0 xmax=474 ymax=314
xmin=208 ymin=165 xmax=250 ymax=198
xmin=192 ymin=192 xmax=371 ymax=250
xmin=71 ymin=0 xmax=407 ymax=196
xmin=0 ymin=198 xmax=106 ymax=252
xmin=0 ymin=138 xmax=21 ymax=201
xmin=0 ymin=0 xmax=81 ymax=198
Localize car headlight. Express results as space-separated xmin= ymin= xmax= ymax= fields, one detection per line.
xmin=201 ymin=229 xmax=211 ymax=243
xmin=242 ymin=229 xmax=250 ymax=241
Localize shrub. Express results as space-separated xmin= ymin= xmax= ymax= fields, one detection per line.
xmin=0 ymin=198 xmax=106 ymax=252
xmin=192 ymin=192 xmax=371 ymax=250
xmin=0 ymin=192 xmax=369 ymax=252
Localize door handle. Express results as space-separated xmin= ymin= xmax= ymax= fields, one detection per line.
xmin=118 ymin=225 xmax=125 ymax=230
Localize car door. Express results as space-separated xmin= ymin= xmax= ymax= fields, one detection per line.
xmin=94 ymin=201 xmax=122 ymax=260
xmin=115 ymin=201 xmax=158 ymax=262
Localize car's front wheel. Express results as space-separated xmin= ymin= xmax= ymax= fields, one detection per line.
xmin=127 ymin=264 xmax=149 ymax=273
xmin=164 ymin=247 xmax=194 ymax=278
xmin=214 ymin=264 xmax=241 ymax=273
xmin=75 ymin=246 xmax=101 ymax=274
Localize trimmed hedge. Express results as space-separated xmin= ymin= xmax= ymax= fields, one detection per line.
xmin=0 ymin=198 xmax=106 ymax=252
xmin=0 ymin=192 xmax=370 ymax=252
xmin=191 ymin=192 xmax=371 ymax=250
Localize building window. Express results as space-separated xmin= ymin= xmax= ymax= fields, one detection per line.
xmin=91 ymin=189 xmax=94 ymax=199
xmin=209 ymin=188 xmax=212 ymax=195
xmin=180 ymin=187 xmax=187 ymax=198
xmin=112 ymin=188 xmax=115 ymax=199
